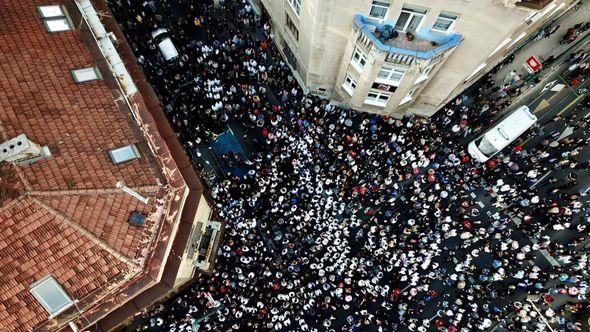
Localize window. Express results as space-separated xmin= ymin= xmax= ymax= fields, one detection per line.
xmin=288 ymin=0 xmax=301 ymax=16
xmin=342 ymin=75 xmax=357 ymax=96
xmin=432 ymin=12 xmax=459 ymax=32
xmin=350 ymin=47 xmax=367 ymax=72
xmin=109 ymin=144 xmax=140 ymax=164
xmin=71 ymin=67 xmax=101 ymax=83
xmin=286 ymin=14 xmax=299 ymax=40
xmin=365 ymin=90 xmax=391 ymax=107
xmin=38 ymin=5 xmax=71 ymax=32
xmin=369 ymin=1 xmax=390 ymax=20
xmin=376 ymin=67 xmax=406 ymax=86
xmin=474 ymin=136 xmax=499 ymax=157
xmin=30 ymin=275 xmax=75 ymax=317
xmin=395 ymin=5 xmax=427 ymax=32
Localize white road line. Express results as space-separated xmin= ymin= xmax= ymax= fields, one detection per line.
xmin=531 ymin=171 xmax=551 ymax=188
xmin=539 ymin=250 xmax=561 ymax=267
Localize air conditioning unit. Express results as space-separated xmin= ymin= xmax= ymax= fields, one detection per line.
xmin=0 ymin=134 xmax=51 ymax=165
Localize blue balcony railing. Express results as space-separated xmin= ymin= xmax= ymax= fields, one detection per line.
xmin=354 ymin=14 xmax=462 ymax=60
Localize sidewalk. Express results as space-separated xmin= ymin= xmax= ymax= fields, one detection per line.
xmin=493 ymin=2 xmax=590 ymax=86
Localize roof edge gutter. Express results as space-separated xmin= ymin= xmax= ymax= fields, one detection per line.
xmin=74 ymin=0 xmax=138 ymax=96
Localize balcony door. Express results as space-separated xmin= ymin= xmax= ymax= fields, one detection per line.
xmin=395 ymin=5 xmax=427 ymax=32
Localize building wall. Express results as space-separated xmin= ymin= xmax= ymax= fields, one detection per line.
xmin=175 ymin=197 xmax=213 ymax=287
xmin=400 ymin=0 xmax=527 ymax=116
xmin=425 ymin=1 xmax=573 ymax=114
xmin=260 ymin=0 xmax=572 ymax=117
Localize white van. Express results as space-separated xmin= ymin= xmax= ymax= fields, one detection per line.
xmin=468 ymin=106 xmax=537 ymax=162
xmin=151 ymin=28 xmax=179 ymax=61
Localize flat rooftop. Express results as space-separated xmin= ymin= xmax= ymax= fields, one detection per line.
xmin=0 ymin=0 xmax=190 ymax=330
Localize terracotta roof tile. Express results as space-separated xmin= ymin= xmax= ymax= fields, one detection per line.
xmin=40 ymin=193 xmax=156 ymax=259
xmin=0 ymin=198 xmax=129 ymax=331
xmin=0 ymin=13 xmax=158 ymax=192
xmin=0 ymin=0 xmax=180 ymax=330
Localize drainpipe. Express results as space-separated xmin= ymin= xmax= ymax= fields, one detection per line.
xmin=116 ymin=181 xmax=150 ymax=204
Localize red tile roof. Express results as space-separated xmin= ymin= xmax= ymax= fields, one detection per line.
xmin=0 ymin=198 xmax=129 ymax=329
xmin=0 ymin=0 xmax=192 ymax=330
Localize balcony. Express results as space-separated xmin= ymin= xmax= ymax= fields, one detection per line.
xmin=516 ymin=0 xmax=554 ymax=9
xmin=353 ymin=14 xmax=462 ymax=61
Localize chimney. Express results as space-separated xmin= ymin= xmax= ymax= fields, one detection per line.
xmin=0 ymin=134 xmax=51 ymax=165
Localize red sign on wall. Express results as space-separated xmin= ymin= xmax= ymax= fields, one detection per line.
xmin=524 ymin=55 xmax=542 ymax=73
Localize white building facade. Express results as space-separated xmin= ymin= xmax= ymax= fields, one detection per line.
xmin=252 ymin=0 xmax=575 ymax=117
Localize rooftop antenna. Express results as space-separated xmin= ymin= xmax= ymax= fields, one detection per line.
xmin=115 ymin=181 xmax=149 ymax=204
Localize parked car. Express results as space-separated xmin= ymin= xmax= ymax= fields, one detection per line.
xmin=151 ymin=28 xmax=179 ymax=61
xmin=468 ymin=106 xmax=537 ymax=162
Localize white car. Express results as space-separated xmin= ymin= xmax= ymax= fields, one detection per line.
xmin=151 ymin=28 xmax=179 ymax=61
xmin=468 ymin=106 xmax=537 ymax=162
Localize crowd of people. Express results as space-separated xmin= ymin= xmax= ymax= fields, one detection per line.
xmin=107 ymin=0 xmax=590 ymax=331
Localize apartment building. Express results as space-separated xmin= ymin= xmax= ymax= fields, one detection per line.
xmin=253 ymin=0 xmax=575 ymax=117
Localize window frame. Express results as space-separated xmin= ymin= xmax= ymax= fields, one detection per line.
xmin=342 ymin=74 xmax=358 ymax=96
xmin=38 ymin=5 xmax=72 ymax=33
xmin=71 ymin=67 xmax=102 ymax=83
xmin=432 ymin=12 xmax=459 ymax=33
xmin=369 ymin=1 xmax=391 ymax=20
xmin=364 ymin=90 xmax=392 ymax=107
xmin=288 ymin=0 xmax=302 ymax=17
xmin=350 ymin=47 xmax=368 ymax=72
xmin=395 ymin=5 xmax=427 ymax=32
xmin=376 ymin=66 xmax=406 ymax=86
xmin=29 ymin=275 xmax=75 ymax=318
xmin=108 ymin=144 xmax=141 ymax=164
xmin=285 ymin=13 xmax=299 ymax=41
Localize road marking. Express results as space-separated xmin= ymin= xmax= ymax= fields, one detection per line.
xmin=550 ymin=83 xmax=566 ymax=92
xmin=540 ymin=249 xmax=561 ymax=267
xmin=556 ymin=94 xmax=585 ymax=117
xmin=541 ymin=80 xmax=557 ymax=93
xmin=534 ymin=99 xmax=551 ymax=113
xmin=528 ymin=299 xmax=556 ymax=332
xmin=531 ymin=171 xmax=551 ymax=188
xmin=523 ymin=91 xmax=583 ymax=145
xmin=557 ymin=126 xmax=574 ymax=141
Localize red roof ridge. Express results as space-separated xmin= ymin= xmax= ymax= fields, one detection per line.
xmin=29 ymin=196 xmax=143 ymax=272
xmin=26 ymin=185 xmax=161 ymax=197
